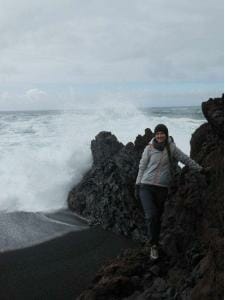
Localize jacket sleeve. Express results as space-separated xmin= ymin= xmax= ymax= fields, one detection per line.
xmin=136 ymin=146 xmax=151 ymax=184
xmin=173 ymin=145 xmax=203 ymax=171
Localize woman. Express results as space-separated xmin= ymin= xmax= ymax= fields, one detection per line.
xmin=135 ymin=124 xmax=204 ymax=260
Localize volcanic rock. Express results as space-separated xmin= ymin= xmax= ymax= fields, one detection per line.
xmin=68 ymin=129 xmax=154 ymax=240
xmin=69 ymin=95 xmax=223 ymax=300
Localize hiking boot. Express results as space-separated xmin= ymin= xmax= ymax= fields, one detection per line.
xmin=150 ymin=245 xmax=159 ymax=260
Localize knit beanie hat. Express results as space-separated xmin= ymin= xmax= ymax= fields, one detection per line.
xmin=154 ymin=124 xmax=169 ymax=137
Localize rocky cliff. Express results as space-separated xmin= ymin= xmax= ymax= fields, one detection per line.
xmin=68 ymin=128 xmax=153 ymax=240
xmin=68 ymin=95 xmax=224 ymax=300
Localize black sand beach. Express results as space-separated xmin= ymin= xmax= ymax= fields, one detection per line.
xmin=0 ymin=226 xmax=138 ymax=300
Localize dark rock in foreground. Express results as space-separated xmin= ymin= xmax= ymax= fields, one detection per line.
xmin=201 ymin=93 xmax=224 ymax=137
xmin=68 ymin=128 xmax=153 ymax=240
xmin=68 ymin=95 xmax=223 ymax=300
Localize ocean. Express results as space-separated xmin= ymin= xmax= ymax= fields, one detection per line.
xmin=0 ymin=104 xmax=205 ymax=251
xmin=0 ymin=105 xmax=204 ymax=213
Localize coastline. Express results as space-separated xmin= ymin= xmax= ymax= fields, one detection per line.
xmin=0 ymin=210 xmax=89 ymax=252
xmin=0 ymin=95 xmax=223 ymax=299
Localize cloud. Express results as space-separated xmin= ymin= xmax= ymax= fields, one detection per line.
xmin=0 ymin=82 xmax=222 ymax=111
xmin=25 ymin=89 xmax=47 ymax=101
xmin=0 ymin=0 xmax=223 ymax=109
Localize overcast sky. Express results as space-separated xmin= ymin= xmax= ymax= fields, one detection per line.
xmin=0 ymin=0 xmax=223 ymax=110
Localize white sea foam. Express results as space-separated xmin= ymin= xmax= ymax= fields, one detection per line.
xmin=0 ymin=101 xmax=204 ymax=212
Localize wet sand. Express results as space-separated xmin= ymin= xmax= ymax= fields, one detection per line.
xmin=0 ymin=225 xmax=138 ymax=299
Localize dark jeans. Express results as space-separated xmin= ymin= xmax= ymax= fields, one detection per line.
xmin=139 ymin=184 xmax=168 ymax=245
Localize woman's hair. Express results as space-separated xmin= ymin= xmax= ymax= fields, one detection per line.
xmin=166 ymin=137 xmax=174 ymax=176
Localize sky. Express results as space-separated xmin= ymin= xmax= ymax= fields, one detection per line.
xmin=0 ymin=0 xmax=223 ymax=110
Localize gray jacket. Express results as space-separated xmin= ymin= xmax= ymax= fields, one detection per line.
xmin=136 ymin=137 xmax=202 ymax=187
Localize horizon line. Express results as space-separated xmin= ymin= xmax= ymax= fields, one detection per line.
xmin=0 ymin=104 xmax=202 ymax=113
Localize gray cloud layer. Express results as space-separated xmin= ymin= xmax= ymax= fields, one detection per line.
xmin=0 ymin=0 xmax=223 ymax=109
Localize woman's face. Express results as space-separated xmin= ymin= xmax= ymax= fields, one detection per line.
xmin=155 ymin=131 xmax=167 ymax=143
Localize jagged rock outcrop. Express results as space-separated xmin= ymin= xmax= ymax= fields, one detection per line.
xmin=68 ymin=128 xmax=153 ymax=240
xmin=69 ymin=95 xmax=223 ymax=300
xmin=201 ymin=94 xmax=224 ymax=138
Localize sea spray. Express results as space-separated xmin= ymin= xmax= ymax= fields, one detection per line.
xmin=0 ymin=101 xmax=204 ymax=212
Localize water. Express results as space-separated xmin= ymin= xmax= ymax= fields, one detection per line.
xmin=0 ymin=103 xmax=205 ymax=213
xmin=0 ymin=209 xmax=88 ymax=252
